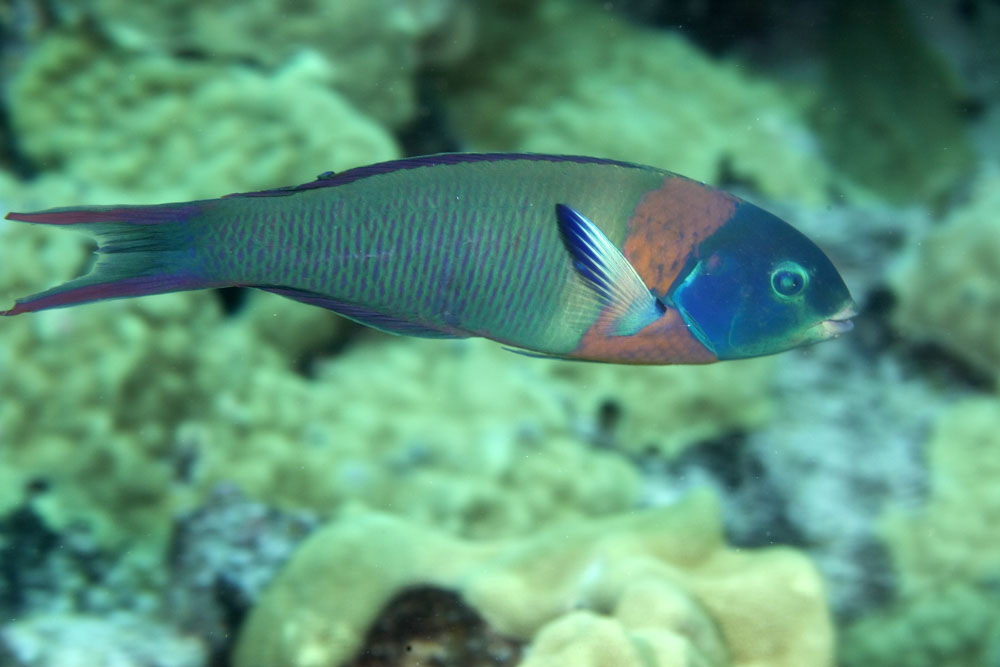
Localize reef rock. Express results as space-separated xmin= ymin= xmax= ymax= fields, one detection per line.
xmin=234 ymin=492 xmax=832 ymax=667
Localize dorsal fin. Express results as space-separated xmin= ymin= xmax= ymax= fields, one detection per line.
xmin=224 ymin=153 xmax=656 ymax=198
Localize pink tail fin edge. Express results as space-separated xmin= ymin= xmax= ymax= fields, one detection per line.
xmin=2 ymin=202 xmax=211 ymax=315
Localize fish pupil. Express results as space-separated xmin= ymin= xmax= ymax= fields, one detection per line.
xmin=772 ymin=269 xmax=804 ymax=296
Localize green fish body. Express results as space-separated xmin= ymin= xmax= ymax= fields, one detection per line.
xmin=2 ymin=154 xmax=856 ymax=364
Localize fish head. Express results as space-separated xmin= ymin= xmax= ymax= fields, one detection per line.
xmin=668 ymin=203 xmax=856 ymax=360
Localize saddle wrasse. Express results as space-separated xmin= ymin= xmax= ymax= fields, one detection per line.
xmin=1 ymin=153 xmax=856 ymax=364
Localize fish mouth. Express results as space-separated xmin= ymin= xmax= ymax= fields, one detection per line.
xmin=819 ymin=302 xmax=858 ymax=337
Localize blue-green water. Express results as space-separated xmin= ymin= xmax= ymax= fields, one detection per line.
xmin=0 ymin=1 xmax=997 ymax=665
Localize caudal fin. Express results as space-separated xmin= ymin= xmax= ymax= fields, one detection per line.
xmin=2 ymin=202 xmax=212 ymax=316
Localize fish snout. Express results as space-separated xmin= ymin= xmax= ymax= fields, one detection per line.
xmin=820 ymin=301 xmax=858 ymax=337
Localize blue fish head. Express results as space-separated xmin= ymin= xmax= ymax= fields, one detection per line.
xmin=669 ymin=203 xmax=856 ymax=360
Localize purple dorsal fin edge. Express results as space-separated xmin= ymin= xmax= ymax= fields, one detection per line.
xmin=226 ymin=153 xmax=653 ymax=198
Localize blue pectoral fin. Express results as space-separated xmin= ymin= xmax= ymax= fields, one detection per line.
xmin=555 ymin=204 xmax=665 ymax=336
xmin=260 ymin=287 xmax=465 ymax=339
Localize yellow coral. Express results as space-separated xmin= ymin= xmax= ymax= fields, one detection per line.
xmin=8 ymin=31 xmax=398 ymax=202
xmin=891 ymin=168 xmax=1000 ymax=377
xmin=884 ymin=396 xmax=1000 ymax=591
xmin=445 ymin=0 xmax=830 ymax=205
xmin=519 ymin=611 xmax=711 ymax=667
xmin=841 ymin=396 xmax=1000 ymax=665
xmin=78 ymin=0 xmax=470 ymax=126
xmin=234 ymin=492 xmax=833 ymax=666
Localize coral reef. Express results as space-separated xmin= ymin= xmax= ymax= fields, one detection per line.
xmin=188 ymin=331 xmax=774 ymax=538
xmin=0 ymin=286 xmax=221 ymax=547
xmin=443 ymin=0 xmax=832 ymax=204
xmin=542 ymin=357 xmax=774 ymax=459
xmin=343 ymin=587 xmax=524 ymax=666
xmin=891 ymin=167 xmax=1000 ymax=377
xmin=0 ymin=613 xmax=206 ymax=667
xmin=840 ymin=396 xmax=1000 ymax=666
xmin=45 ymin=0 xmax=470 ymax=128
xmin=0 ymin=482 xmax=325 ymax=664
xmin=7 ymin=31 xmax=399 ymax=202
xmin=234 ymin=492 xmax=833 ymax=667
xmin=166 ymin=484 xmax=318 ymax=659
xmin=0 ymin=501 xmax=162 ymax=620
xmin=814 ymin=0 xmax=975 ymax=204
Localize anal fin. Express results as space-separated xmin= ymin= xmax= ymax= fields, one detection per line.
xmin=260 ymin=287 xmax=464 ymax=339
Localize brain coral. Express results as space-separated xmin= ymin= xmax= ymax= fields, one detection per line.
xmin=234 ymin=492 xmax=833 ymax=667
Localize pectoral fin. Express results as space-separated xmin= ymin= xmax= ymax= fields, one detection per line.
xmin=555 ymin=204 xmax=665 ymax=336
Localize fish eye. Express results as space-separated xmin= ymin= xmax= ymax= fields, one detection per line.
xmin=770 ymin=262 xmax=808 ymax=298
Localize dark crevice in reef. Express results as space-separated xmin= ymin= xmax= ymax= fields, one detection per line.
xmin=604 ymin=0 xmax=813 ymax=55
xmin=0 ymin=101 xmax=38 ymax=180
xmin=167 ymin=485 xmax=318 ymax=666
xmin=0 ymin=502 xmax=60 ymax=618
xmin=213 ymin=286 xmax=251 ymax=317
xmin=865 ymin=286 xmax=996 ymax=392
xmin=396 ymin=70 xmax=464 ymax=158
xmin=292 ymin=321 xmax=369 ymax=379
xmin=668 ymin=432 xmax=809 ymax=549
xmin=346 ymin=586 xmax=523 ymax=667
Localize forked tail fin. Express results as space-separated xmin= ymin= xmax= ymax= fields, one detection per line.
xmin=2 ymin=202 xmax=213 ymax=316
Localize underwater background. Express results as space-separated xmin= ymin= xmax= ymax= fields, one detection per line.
xmin=0 ymin=0 xmax=998 ymax=665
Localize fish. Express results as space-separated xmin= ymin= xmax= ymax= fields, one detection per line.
xmin=0 ymin=153 xmax=856 ymax=364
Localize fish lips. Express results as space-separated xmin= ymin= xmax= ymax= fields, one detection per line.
xmin=818 ymin=302 xmax=858 ymax=337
